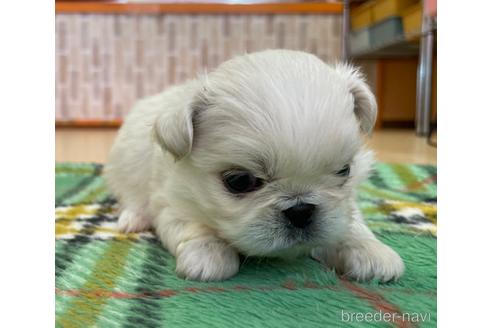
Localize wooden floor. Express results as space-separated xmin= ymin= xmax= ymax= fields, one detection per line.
xmin=56 ymin=128 xmax=436 ymax=164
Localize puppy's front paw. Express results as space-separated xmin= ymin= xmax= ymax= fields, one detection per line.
xmin=313 ymin=240 xmax=404 ymax=282
xmin=175 ymin=237 xmax=240 ymax=281
xmin=117 ymin=209 xmax=152 ymax=233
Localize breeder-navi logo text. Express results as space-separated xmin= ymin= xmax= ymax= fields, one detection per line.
xmin=341 ymin=310 xmax=431 ymax=323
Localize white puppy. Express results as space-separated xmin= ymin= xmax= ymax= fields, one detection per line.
xmin=104 ymin=50 xmax=404 ymax=282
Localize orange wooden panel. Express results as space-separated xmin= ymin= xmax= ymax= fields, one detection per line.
xmin=380 ymin=58 xmax=418 ymax=122
xmin=56 ymin=120 xmax=123 ymax=128
xmin=375 ymin=60 xmax=384 ymax=129
xmin=55 ymin=2 xmax=343 ymax=14
xmin=376 ymin=57 xmax=436 ymax=124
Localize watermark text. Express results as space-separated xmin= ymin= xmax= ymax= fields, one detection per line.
xmin=341 ymin=310 xmax=431 ymax=323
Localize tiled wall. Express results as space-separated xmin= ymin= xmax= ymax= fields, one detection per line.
xmin=56 ymin=14 xmax=342 ymax=122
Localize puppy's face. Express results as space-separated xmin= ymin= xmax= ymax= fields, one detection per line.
xmin=154 ymin=50 xmax=377 ymax=256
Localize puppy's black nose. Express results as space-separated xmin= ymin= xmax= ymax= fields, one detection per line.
xmin=283 ymin=203 xmax=316 ymax=229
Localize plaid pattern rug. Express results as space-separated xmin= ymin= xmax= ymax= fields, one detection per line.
xmin=55 ymin=163 xmax=437 ymax=328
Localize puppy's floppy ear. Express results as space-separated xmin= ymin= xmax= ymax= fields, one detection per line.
xmin=335 ymin=63 xmax=378 ymax=134
xmin=153 ymin=87 xmax=207 ymax=160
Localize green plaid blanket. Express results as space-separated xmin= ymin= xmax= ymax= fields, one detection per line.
xmin=55 ymin=163 xmax=437 ymax=328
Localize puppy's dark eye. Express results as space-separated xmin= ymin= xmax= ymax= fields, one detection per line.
xmin=222 ymin=170 xmax=264 ymax=194
xmin=335 ymin=164 xmax=351 ymax=177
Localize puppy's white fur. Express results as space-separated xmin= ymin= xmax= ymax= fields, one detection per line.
xmin=105 ymin=50 xmax=404 ymax=282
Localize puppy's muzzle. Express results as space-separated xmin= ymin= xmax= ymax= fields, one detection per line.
xmin=282 ymin=203 xmax=316 ymax=229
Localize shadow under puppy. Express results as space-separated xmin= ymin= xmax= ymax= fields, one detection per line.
xmin=104 ymin=50 xmax=404 ymax=282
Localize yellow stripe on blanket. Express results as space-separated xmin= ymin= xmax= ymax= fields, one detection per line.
xmin=382 ymin=201 xmax=437 ymax=224
xmin=55 ymin=204 xmax=111 ymax=220
xmin=55 ymin=204 xmax=154 ymax=240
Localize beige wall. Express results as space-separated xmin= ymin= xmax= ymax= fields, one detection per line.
xmin=56 ymin=14 xmax=342 ymax=122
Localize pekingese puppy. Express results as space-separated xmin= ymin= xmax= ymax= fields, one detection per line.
xmin=104 ymin=50 xmax=404 ymax=282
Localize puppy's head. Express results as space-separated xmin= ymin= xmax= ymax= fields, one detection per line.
xmin=154 ymin=50 xmax=377 ymax=256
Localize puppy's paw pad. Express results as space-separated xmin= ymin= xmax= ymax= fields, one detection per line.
xmin=176 ymin=238 xmax=239 ymax=281
xmin=117 ymin=209 xmax=151 ymax=233
xmin=337 ymin=240 xmax=404 ymax=282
